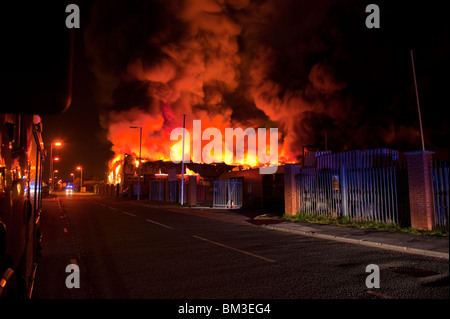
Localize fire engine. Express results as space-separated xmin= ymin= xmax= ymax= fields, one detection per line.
xmin=0 ymin=2 xmax=74 ymax=297
xmin=0 ymin=114 xmax=45 ymax=297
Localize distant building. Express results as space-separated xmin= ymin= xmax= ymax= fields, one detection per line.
xmin=98 ymin=153 xmax=286 ymax=211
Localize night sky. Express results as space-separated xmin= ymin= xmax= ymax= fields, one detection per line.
xmin=4 ymin=0 xmax=448 ymax=182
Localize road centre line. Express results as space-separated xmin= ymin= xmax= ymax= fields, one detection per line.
xmin=145 ymin=218 xmax=174 ymax=230
xmin=122 ymin=211 xmax=137 ymax=217
xmin=90 ymin=201 xmax=272 ymax=263
xmin=192 ymin=235 xmax=276 ymax=263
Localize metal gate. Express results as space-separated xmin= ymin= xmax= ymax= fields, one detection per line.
xmin=228 ymin=178 xmax=243 ymax=209
xmin=213 ymin=179 xmax=242 ymax=208
xmin=213 ymin=180 xmax=227 ymax=207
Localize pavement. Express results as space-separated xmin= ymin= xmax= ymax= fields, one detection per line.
xmin=248 ymin=215 xmax=449 ymax=260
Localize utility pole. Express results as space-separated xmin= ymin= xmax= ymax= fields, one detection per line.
xmin=410 ymin=50 xmax=425 ymax=151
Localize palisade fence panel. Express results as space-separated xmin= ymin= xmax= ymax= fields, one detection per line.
xmin=151 ymin=180 xmax=165 ymax=201
xmin=296 ymin=149 xmax=405 ymax=224
xmin=433 ymin=161 xmax=449 ymax=229
xmin=169 ymin=181 xmax=178 ymax=203
xmin=213 ymin=180 xmax=228 ymax=207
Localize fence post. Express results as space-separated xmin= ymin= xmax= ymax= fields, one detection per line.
xmin=405 ymin=151 xmax=435 ymax=230
xmin=340 ymin=165 xmax=349 ymax=218
xmin=284 ymin=165 xmax=300 ymax=216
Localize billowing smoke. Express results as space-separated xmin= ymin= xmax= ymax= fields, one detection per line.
xmin=84 ymin=0 xmax=445 ymax=167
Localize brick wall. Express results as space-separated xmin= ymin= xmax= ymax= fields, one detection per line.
xmin=405 ymin=151 xmax=435 ymax=230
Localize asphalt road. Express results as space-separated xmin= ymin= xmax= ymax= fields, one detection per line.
xmin=32 ymin=193 xmax=448 ymax=301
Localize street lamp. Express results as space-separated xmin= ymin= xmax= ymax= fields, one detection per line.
xmin=70 ymin=173 xmax=74 ymax=184
xmin=130 ymin=126 xmax=142 ymax=201
xmin=77 ymin=166 xmax=83 ymax=192
xmin=50 ymin=141 xmax=62 ymax=192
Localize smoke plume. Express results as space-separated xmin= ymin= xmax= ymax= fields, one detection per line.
xmin=84 ymin=0 xmax=447 ymax=166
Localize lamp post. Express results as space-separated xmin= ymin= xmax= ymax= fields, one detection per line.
xmin=130 ymin=126 xmax=142 ymax=201
xmin=51 ymin=157 xmax=60 ymax=191
xmin=181 ymin=114 xmax=186 ymax=205
xmin=77 ymin=166 xmax=83 ymax=192
xmin=50 ymin=141 xmax=62 ymax=192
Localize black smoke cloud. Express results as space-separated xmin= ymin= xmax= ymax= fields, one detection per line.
xmin=84 ymin=0 xmax=449 ymax=161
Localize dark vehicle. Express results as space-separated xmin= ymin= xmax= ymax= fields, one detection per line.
xmin=0 ymin=114 xmax=45 ymax=297
xmin=0 ymin=2 xmax=74 ymax=298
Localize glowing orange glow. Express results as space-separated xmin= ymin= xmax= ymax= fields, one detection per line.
xmin=105 ymin=102 xmax=298 ymax=183
xmin=108 ymin=155 xmax=124 ymax=184
xmin=185 ymin=167 xmax=197 ymax=176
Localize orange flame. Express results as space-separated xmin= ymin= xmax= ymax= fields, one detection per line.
xmin=106 ymin=102 xmax=297 ymax=182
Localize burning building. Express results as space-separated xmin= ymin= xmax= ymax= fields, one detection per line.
xmin=100 ymin=153 xmax=237 ymax=203
xmin=99 ymin=150 xmax=288 ymax=211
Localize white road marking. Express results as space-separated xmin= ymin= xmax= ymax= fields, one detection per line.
xmin=122 ymin=211 xmax=137 ymax=217
xmin=108 ymin=206 xmax=118 ymax=211
xmin=145 ymin=218 xmax=174 ymax=230
xmin=192 ymin=235 xmax=276 ymax=263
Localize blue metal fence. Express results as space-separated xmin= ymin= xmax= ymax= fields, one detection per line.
xmin=296 ymin=149 xmax=407 ymax=224
xmin=433 ymin=161 xmax=449 ymax=229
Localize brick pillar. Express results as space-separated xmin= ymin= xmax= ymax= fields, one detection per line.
xmin=405 ymin=151 xmax=435 ymax=230
xmin=284 ymin=165 xmax=300 ymax=216
xmin=188 ymin=175 xmax=197 ymax=206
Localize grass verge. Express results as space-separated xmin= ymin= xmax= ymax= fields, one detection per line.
xmin=283 ymin=213 xmax=449 ymax=237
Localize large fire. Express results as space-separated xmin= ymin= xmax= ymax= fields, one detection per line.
xmin=107 ymin=107 xmax=295 ymax=182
